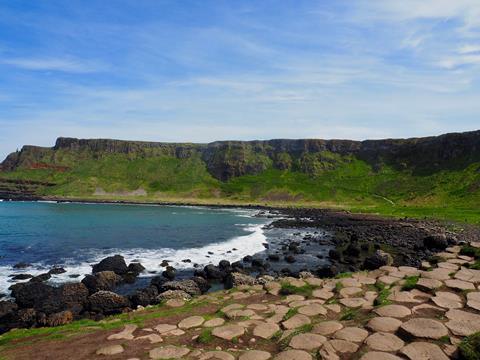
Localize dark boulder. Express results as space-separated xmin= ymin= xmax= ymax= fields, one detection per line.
xmin=130 ymin=286 xmax=159 ymax=307
xmin=160 ymin=280 xmax=201 ymax=296
xmin=328 ymin=249 xmax=341 ymax=260
xmin=251 ymin=258 xmax=265 ymax=268
xmin=29 ymin=273 xmax=51 ymax=282
xmin=192 ymin=276 xmax=210 ymax=293
xmin=49 ymin=267 xmax=66 ymax=275
xmin=344 ymin=244 xmax=361 ymax=257
xmin=11 ymin=274 xmax=33 ymax=280
xmin=204 ymin=264 xmax=225 ymax=280
xmin=225 ymin=272 xmax=256 ymax=289
xmin=218 ymin=260 xmax=231 ymax=270
xmin=10 ymin=282 xmax=61 ymax=314
xmin=268 ymin=254 xmax=280 ymax=261
xmin=59 ymin=282 xmax=89 ymax=314
xmin=13 ymin=262 xmax=31 ymax=269
xmin=92 ymin=255 xmax=128 ymax=275
xmin=162 ymin=266 xmax=176 ymax=280
xmin=423 ymin=234 xmax=448 ymax=250
xmin=127 ymin=262 xmax=145 ymax=275
xmin=150 ymin=275 xmax=167 ymax=290
xmin=47 ymin=310 xmax=73 ymax=327
xmin=285 ymin=255 xmax=296 ymax=263
xmin=316 ymin=265 xmax=338 ymax=278
xmin=363 ymin=250 xmax=393 ymax=270
xmin=88 ymin=291 xmax=130 ymax=315
xmin=242 ymin=255 xmax=253 ymax=263
xmin=81 ymin=271 xmax=122 ymax=294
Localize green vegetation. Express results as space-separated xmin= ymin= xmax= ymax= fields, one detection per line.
xmin=1 ymin=140 xmax=479 ymax=224
xmin=279 ymin=283 xmax=315 ymax=297
xmin=340 ymin=308 xmax=359 ymax=321
xmin=401 ymin=276 xmax=420 ymax=291
xmin=197 ymin=329 xmax=213 ymax=344
xmin=459 ymin=331 xmax=480 ymax=360
xmin=283 ymin=308 xmax=298 ymax=321
xmin=374 ymin=283 xmax=392 ymax=307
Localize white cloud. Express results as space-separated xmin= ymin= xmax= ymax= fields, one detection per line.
xmin=458 ymin=44 xmax=480 ymax=54
xmin=1 ymin=57 xmax=104 ymax=73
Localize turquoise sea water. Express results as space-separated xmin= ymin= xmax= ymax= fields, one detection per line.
xmin=0 ymin=201 xmax=268 ymax=293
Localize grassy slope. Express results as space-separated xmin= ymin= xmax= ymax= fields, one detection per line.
xmin=1 ymin=150 xmax=479 ymax=224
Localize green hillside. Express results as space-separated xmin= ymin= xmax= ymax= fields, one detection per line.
xmin=1 ymin=134 xmax=479 ymax=224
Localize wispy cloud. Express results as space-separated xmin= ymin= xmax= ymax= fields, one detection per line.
xmin=1 ymin=57 xmax=105 ymax=73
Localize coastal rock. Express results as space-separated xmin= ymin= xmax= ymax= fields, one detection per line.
xmin=92 ymin=255 xmax=128 ymax=275
xmin=87 ymin=291 xmax=130 ymax=315
xmin=225 ymin=272 xmax=256 ymax=289
xmin=157 ymin=290 xmax=192 ymax=301
xmin=423 ymin=234 xmax=448 ymax=250
xmin=127 ymin=262 xmax=145 ymax=275
xmin=58 ymin=282 xmax=89 ymax=314
xmin=160 ymin=280 xmax=201 ymax=296
xmin=130 ymin=286 xmax=159 ymax=307
xmin=162 ymin=266 xmax=176 ymax=280
xmin=192 ymin=276 xmax=210 ymax=293
xmin=81 ymin=271 xmax=123 ymax=293
xmin=363 ymin=250 xmax=393 ymax=270
xmin=46 ymin=310 xmax=73 ymax=327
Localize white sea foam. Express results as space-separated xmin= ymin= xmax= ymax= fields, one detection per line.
xmin=0 ymin=222 xmax=269 ymax=295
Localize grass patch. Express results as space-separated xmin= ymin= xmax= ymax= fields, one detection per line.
xmin=459 ymin=331 xmax=480 ymax=360
xmin=340 ymin=308 xmax=359 ymax=321
xmin=460 ymin=245 xmax=480 ymax=259
xmin=197 ymin=328 xmax=213 ymax=344
xmin=283 ymin=308 xmax=298 ymax=321
xmin=374 ymin=284 xmax=392 ymax=307
xmin=401 ymin=275 xmax=419 ymax=291
xmin=280 ymin=283 xmax=314 ymax=297
xmin=335 ymin=272 xmax=353 ymax=279
xmin=277 ymin=323 xmax=313 ymax=349
xmin=334 ymin=282 xmax=344 ymax=293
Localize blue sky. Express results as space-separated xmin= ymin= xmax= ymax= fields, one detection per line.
xmin=1 ymin=0 xmax=480 ymax=159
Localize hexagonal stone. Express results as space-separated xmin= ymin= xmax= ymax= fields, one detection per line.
xmin=225 ymin=309 xmax=256 ymax=319
xmin=360 ymin=352 xmax=403 ymax=360
xmin=365 ymin=332 xmax=404 ymax=351
xmin=374 ymin=304 xmax=411 ymax=318
xmin=467 ymin=291 xmax=480 ymax=311
xmin=96 ymin=344 xmax=124 ymax=355
xmin=203 ymin=318 xmax=225 ymax=327
xmin=378 ymin=276 xmax=398 ymax=285
xmin=253 ymin=322 xmax=280 ymax=339
xmin=212 ymin=324 xmax=245 ymax=340
xmin=221 ymin=303 xmax=244 ymax=313
xmin=297 ymin=304 xmax=327 ymax=316
xmin=154 ymin=324 xmax=177 ymax=334
xmin=340 ymin=297 xmax=366 ymax=308
xmin=178 ymin=315 xmax=204 ymax=329
xmin=340 ymin=278 xmax=362 ymax=287
xmin=334 ymin=327 xmax=369 ymax=342
xmin=366 ymin=317 xmax=402 ymax=333
xmin=312 ymin=288 xmax=334 ymax=300
xmin=149 ymin=345 xmax=190 ymax=359
xmin=248 ymin=303 xmax=269 ymax=311
xmin=324 ymin=304 xmax=341 ymax=313
xmin=416 ymin=278 xmax=443 ymax=292
xmin=199 ymin=351 xmax=235 ymax=360
xmin=240 ymin=350 xmax=272 ymax=360
xmin=437 ymin=262 xmax=459 ymax=271
xmin=444 ymin=279 xmax=475 ymax=291
xmin=431 ymin=291 xmax=463 ymax=309
xmin=285 ymin=294 xmax=305 ymax=303
xmin=312 ymin=321 xmax=343 ymax=335
xmin=454 ymin=268 xmax=480 ymax=283
xmin=289 ymin=333 xmax=327 ymax=350
xmin=445 ymin=309 xmax=480 ymax=336
xmin=400 ymin=342 xmax=449 ymax=360
xmin=400 ymin=318 xmax=448 ymax=340
xmin=107 ymin=324 xmax=137 ymax=340
xmin=281 ymin=314 xmax=311 ymax=330
xmin=274 ymin=349 xmax=312 ymax=360
xmin=327 ymin=339 xmax=359 ymax=353
xmin=421 ymin=268 xmax=452 ymax=281
xmin=339 ymin=287 xmax=363 ymax=298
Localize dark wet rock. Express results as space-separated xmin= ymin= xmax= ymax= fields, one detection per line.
xmin=162 ymin=266 xmax=176 ymax=280
xmin=225 ymin=272 xmax=256 ymax=289
xmin=16 ymin=308 xmax=37 ymax=327
xmin=252 ymin=258 xmax=265 ymax=268
xmin=47 ymin=310 xmax=73 ymax=327
xmin=204 ymin=264 xmax=225 ymax=280
xmin=0 ymin=301 xmax=18 ymax=318
xmin=285 ymin=255 xmax=296 ymax=263
xmin=192 ymin=276 xmax=210 ymax=293
xmin=193 ymin=269 xmax=207 ymax=278
xmin=231 ymin=261 xmax=244 ymax=270
xmin=88 ymin=291 xmax=130 ymax=315
xmin=127 ymin=262 xmax=145 ymax=275
xmin=49 ymin=267 xmax=66 ymax=275
xmin=150 ymin=275 xmax=167 ymax=290
xmin=82 ymin=271 xmax=123 ymax=294
xmin=160 ymin=280 xmax=201 ymax=296
xmin=344 ymin=243 xmax=361 ymax=257
xmin=363 ymin=250 xmax=393 ymax=270
xmin=316 ymin=265 xmax=338 ymax=278
xmin=13 ymin=262 xmax=31 ymax=269
xmin=157 ymin=290 xmax=191 ymax=301
xmin=160 ymin=260 xmax=169 ymax=267
xmin=423 ymin=234 xmax=448 ymax=250
xmin=69 ymin=274 xmax=81 ymax=278
xmin=59 ymin=282 xmax=89 ymax=314
xmin=29 ymin=273 xmax=51 ymax=282
xmin=11 ymin=274 xmax=33 ymax=280
xmin=10 ymin=282 xmax=59 ymax=314
xmin=219 ymin=260 xmax=231 ymax=269
xmin=328 ymin=249 xmax=341 ymax=260
xmin=130 ymin=285 xmax=159 ymax=307
xmin=268 ymin=254 xmax=280 ymax=261
xmin=92 ymin=255 xmax=128 ymax=275
xmin=243 ymin=255 xmax=253 ymax=263
xmin=181 ymin=259 xmax=192 ymax=263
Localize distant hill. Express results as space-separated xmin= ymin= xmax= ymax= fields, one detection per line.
xmin=1 ymin=131 xmax=479 ymax=222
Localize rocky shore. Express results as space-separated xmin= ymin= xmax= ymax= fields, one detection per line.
xmin=1 ymin=240 xmax=480 ymax=359
xmin=1 ymin=208 xmax=477 ymax=336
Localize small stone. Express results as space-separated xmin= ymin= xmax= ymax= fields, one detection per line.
xmin=199 ymin=351 xmax=235 ymax=360
xmin=96 ymin=344 xmax=124 ymax=355
xmin=444 ymin=279 xmax=475 ymax=291
xmin=274 ymin=349 xmax=312 ymax=360
xmin=178 ymin=315 xmax=204 ymax=329
xmin=416 ymin=278 xmax=443 ymax=291
xmin=340 ymin=298 xmax=366 ymax=308
xmin=431 ymin=291 xmax=463 ymax=309
xmin=400 ymin=342 xmax=449 ymax=360
xmin=289 ymin=333 xmax=327 ymax=350
xmin=421 ymin=268 xmax=452 ymax=281
xmin=360 ymin=352 xmax=403 ymax=360
xmin=312 ymin=321 xmax=343 ymax=335
xmin=378 ymin=276 xmax=398 ymax=285
xmin=165 ymin=299 xmax=185 ymax=307
xmin=149 ymin=345 xmax=190 ymax=359
xmin=445 ymin=308 xmax=480 ymax=336
xmin=366 ymin=317 xmax=402 ymax=333
xmin=339 ymin=287 xmax=363 ymax=297
xmin=253 ymin=322 xmax=280 ymax=339
xmin=324 ymin=304 xmax=341 ymax=313
xmin=240 ymin=350 xmax=272 ymax=360
xmin=154 ymin=324 xmax=177 ymax=334
xmin=437 ymin=262 xmax=459 ymax=271
xmin=327 ymin=339 xmax=359 ymax=353
xmin=365 ymin=332 xmax=404 ymax=351
xmin=334 ymin=327 xmax=368 ymax=342
xmin=203 ymin=318 xmax=225 ymax=327
xmin=374 ymin=304 xmax=411 ymax=318
xmin=107 ymin=324 xmax=137 ymax=340
xmin=212 ymin=324 xmax=245 ymax=340
xmin=400 ymin=318 xmax=448 ymax=340
xmin=281 ymin=314 xmax=311 ymax=330
xmin=313 ymin=289 xmax=334 ymax=300
xmin=466 ymin=292 xmax=480 ymax=311
xmin=297 ymin=303 xmax=327 ymax=316
xmin=134 ymin=334 xmax=163 ymax=343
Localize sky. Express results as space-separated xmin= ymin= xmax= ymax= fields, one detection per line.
xmin=1 ymin=0 xmax=480 ymax=159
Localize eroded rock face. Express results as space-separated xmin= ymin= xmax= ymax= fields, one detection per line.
xmin=159 ymin=280 xmax=201 ymax=297
xmin=225 ymin=272 xmax=256 ymax=289
xmin=87 ymin=291 xmax=130 ymax=315
xmin=82 ymin=271 xmax=123 ymax=294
